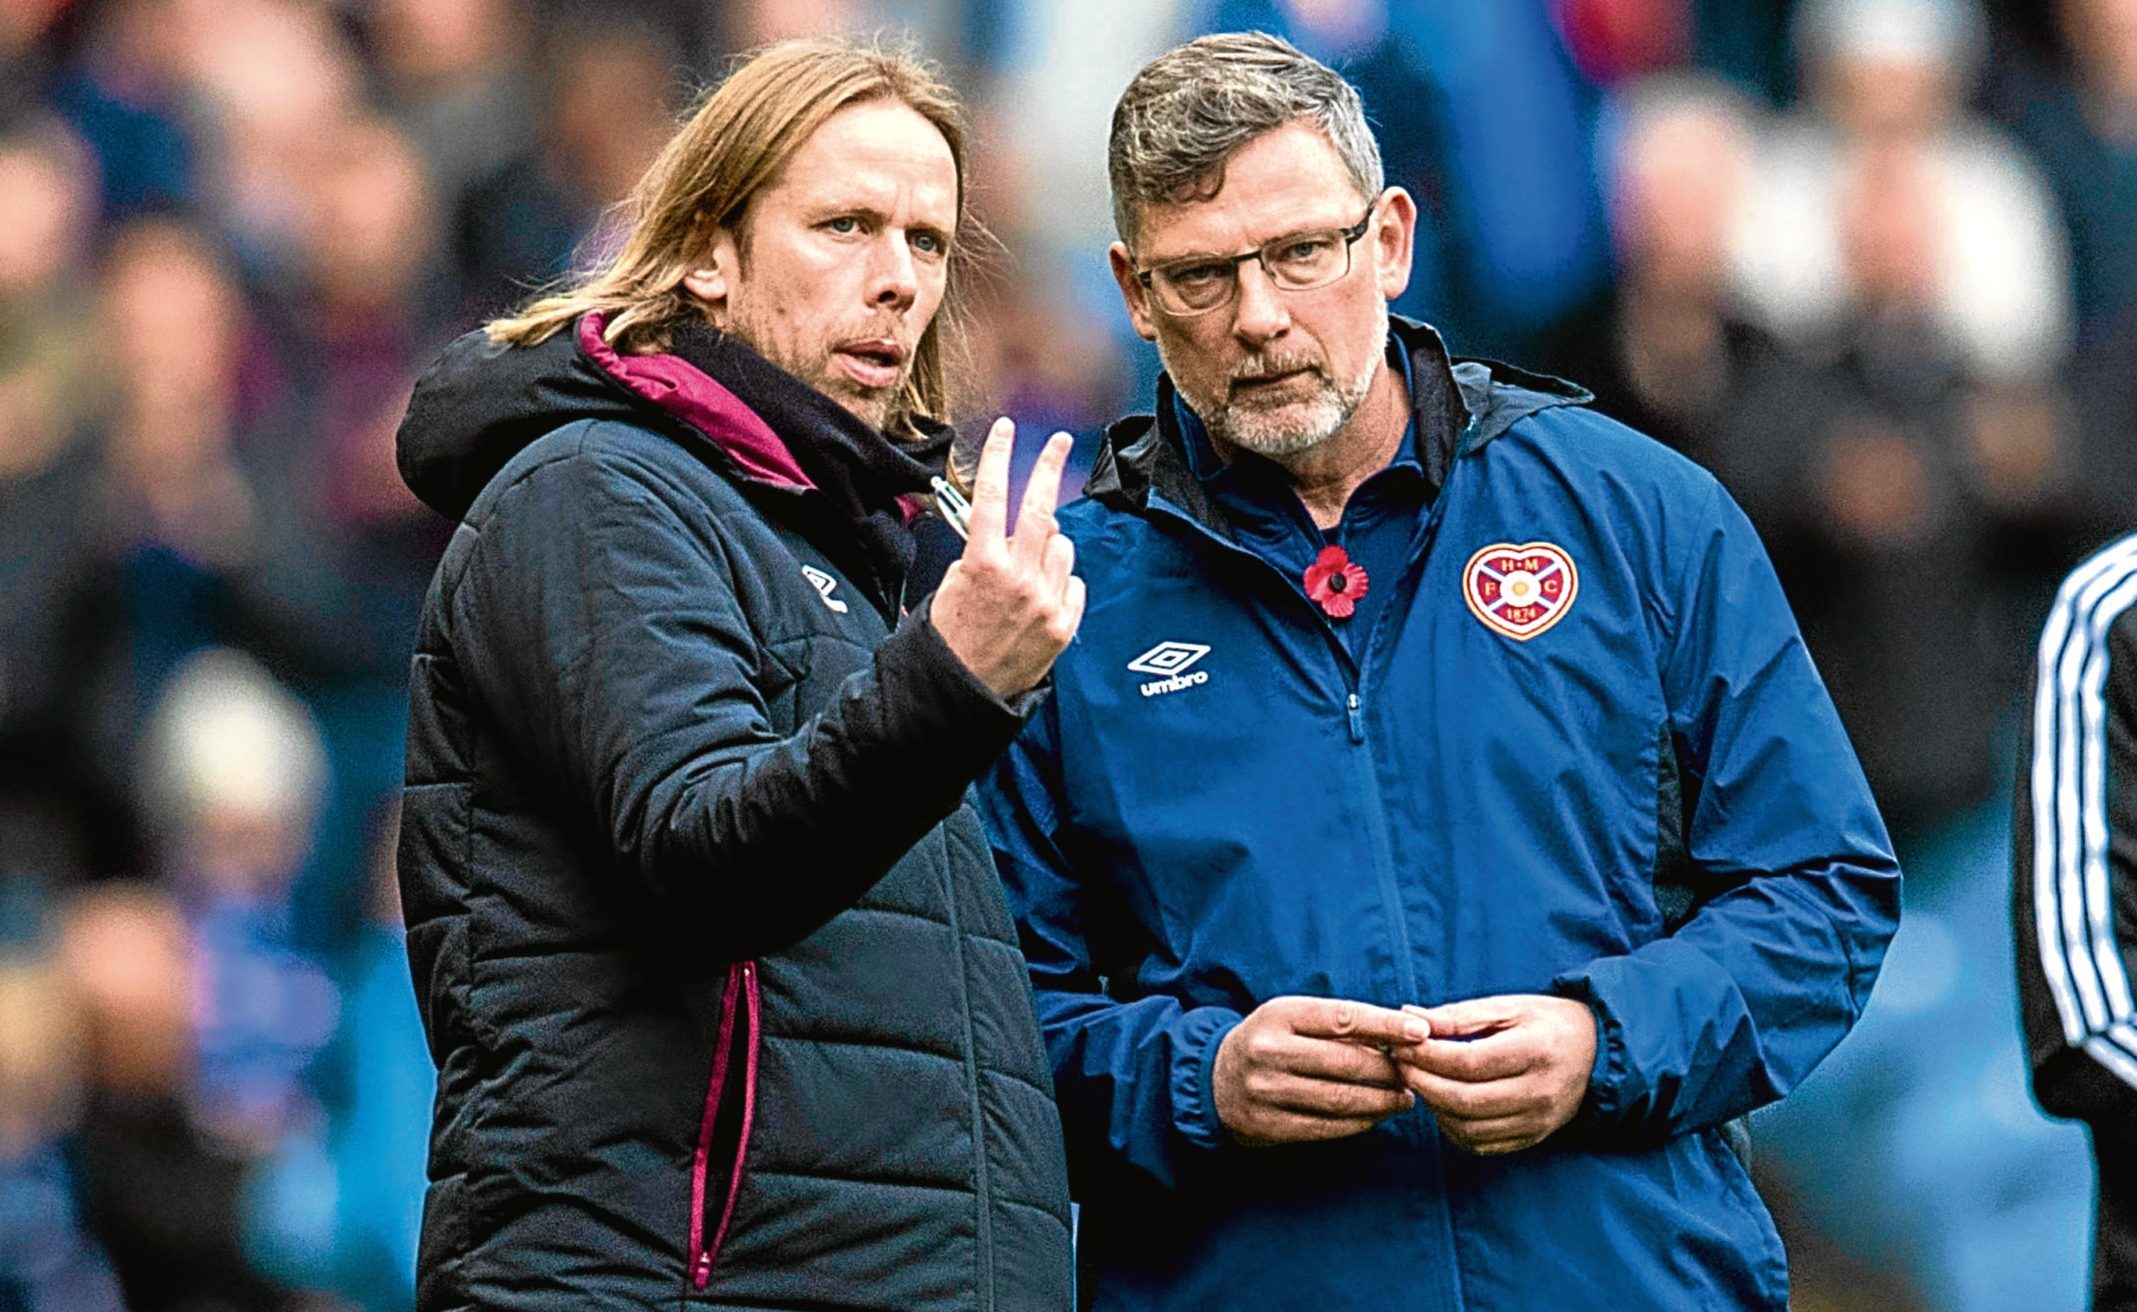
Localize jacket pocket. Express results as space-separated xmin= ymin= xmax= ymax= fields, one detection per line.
xmin=688 ymin=959 xmax=761 ymax=1290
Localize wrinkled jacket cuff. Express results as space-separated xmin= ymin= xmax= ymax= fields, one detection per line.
xmin=885 ymin=596 xmax=1039 ymax=764
xmin=1551 ymin=970 xmax=1626 ymax=1130
xmin=1171 ymin=1006 xmax=1245 ymax=1152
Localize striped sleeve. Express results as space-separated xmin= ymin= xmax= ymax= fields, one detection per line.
xmin=2017 ymin=531 xmax=2137 ymax=1121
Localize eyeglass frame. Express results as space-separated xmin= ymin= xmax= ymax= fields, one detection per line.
xmin=1131 ymin=193 xmax=1386 ymax=319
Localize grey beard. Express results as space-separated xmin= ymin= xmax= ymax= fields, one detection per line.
xmin=1166 ymin=305 xmax=1388 ymax=459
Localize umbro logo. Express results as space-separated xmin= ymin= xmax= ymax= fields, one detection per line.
xmin=801 ymin=564 xmax=848 ymax=614
xmin=1127 ymin=641 xmax=1208 ymax=676
xmin=1128 ymin=641 xmax=1211 ymax=697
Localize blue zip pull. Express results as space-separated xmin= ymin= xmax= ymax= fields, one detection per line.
xmin=1346 ymin=692 xmax=1365 ymax=743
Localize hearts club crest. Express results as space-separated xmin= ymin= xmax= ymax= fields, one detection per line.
xmin=1463 ymin=542 xmax=1578 ymax=641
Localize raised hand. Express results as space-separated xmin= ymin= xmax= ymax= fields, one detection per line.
xmin=1212 ymin=996 xmax=1428 ymax=1146
xmin=1390 ymin=994 xmax=1597 ymax=1155
xmin=929 ymin=418 xmax=1086 ymax=697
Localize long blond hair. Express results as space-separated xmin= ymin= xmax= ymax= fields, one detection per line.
xmin=487 ymin=37 xmax=976 ymax=433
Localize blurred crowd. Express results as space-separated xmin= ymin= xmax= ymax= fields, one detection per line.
xmin=0 ymin=0 xmax=2130 ymax=1308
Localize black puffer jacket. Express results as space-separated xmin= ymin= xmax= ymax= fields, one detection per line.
xmin=394 ymin=315 xmax=1073 ymax=1311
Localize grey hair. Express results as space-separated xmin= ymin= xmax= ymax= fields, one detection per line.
xmin=1108 ymin=31 xmax=1384 ymax=249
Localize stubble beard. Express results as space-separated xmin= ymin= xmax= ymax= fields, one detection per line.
xmin=1164 ymin=302 xmax=1388 ymax=459
xmin=720 ymin=299 xmax=906 ymax=433
xmin=821 ymin=371 xmax=900 ymax=431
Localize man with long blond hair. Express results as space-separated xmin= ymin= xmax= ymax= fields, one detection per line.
xmin=392 ymin=37 xmax=1077 ymax=1310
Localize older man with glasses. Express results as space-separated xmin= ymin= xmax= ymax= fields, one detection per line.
xmin=976 ymin=31 xmax=1901 ymax=1312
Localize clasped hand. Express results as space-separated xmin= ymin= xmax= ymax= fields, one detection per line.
xmin=930 ymin=417 xmax=1085 ymax=697
xmin=1212 ymin=993 xmax=1597 ymax=1156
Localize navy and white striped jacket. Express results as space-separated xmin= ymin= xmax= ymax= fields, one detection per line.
xmin=2017 ymin=531 xmax=2137 ymax=1309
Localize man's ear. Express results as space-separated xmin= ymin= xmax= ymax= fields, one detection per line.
xmin=682 ymin=227 xmax=740 ymax=310
xmin=1108 ymin=241 xmax=1158 ymax=342
xmin=1371 ymin=188 xmax=1418 ymax=303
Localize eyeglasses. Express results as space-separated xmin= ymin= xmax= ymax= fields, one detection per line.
xmin=1134 ymin=196 xmax=1382 ymax=318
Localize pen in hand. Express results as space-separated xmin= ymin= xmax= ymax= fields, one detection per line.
xmin=932 ymin=474 xmax=974 ymax=541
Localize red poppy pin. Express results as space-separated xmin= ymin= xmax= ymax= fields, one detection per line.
xmin=1304 ymin=544 xmax=1369 ymax=619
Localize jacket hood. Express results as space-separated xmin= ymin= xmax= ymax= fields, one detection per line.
xmin=399 ymin=319 xmax=629 ymax=522
xmin=1085 ymin=316 xmax=1591 ymax=522
xmin=397 ymin=314 xmax=948 ymax=524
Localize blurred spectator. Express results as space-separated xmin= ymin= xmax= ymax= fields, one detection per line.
xmin=184 ymin=0 xmax=366 ymax=288
xmin=1717 ymin=19 xmax=2105 ymax=1299
xmin=253 ymin=111 xmax=445 ymax=541
xmin=453 ymin=17 xmax=683 ymax=317
xmin=202 ymin=111 xmax=457 ymax=953
xmin=96 ymin=218 xmax=264 ymax=705
xmin=979 ymin=0 xmax=1185 ymax=272
xmin=40 ymin=0 xmax=196 ymax=219
xmin=0 ymin=957 xmax=126 ymax=1312
xmin=249 ymin=806 xmax=430 ymax=1312
xmin=1719 ymin=142 xmax=2066 ymax=835
xmin=1543 ymin=74 xmax=1776 ymax=461
xmin=289 ymin=114 xmax=447 ymax=338
xmin=1989 ymin=0 xmax=2137 ymax=339
xmin=143 ymin=648 xmax=336 ymax=1149
xmin=370 ymin=0 xmax=538 ymax=243
xmin=99 ymin=217 xmax=259 ymax=564
xmin=0 ymin=113 xmax=97 ymax=423
xmin=1737 ymin=0 xmax=2072 ymax=385
xmin=58 ymin=883 xmax=301 ymax=1311
xmin=536 ymin=23 xmax=683 ymax=243
xmin=233 ymin=114 xmax=451 ymax=689
xmin=0 ymin=113 xmax=140 ymax=895
xmin=1712 ymin=0 xmax=2082 ymax=836
xmin=1988 ymin=0 xmax=2137 ymax=547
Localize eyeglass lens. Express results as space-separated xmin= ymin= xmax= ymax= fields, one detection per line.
xmin=1152 ymin=232 xmax=1352 ymax=313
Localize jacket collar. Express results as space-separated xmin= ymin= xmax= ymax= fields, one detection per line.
xmin=578 ymin=313 xmax=950 ymax=617
xmin=579 ymin=314 xmax=951 ymax=510
xmin=1085 ymin=316 xmax=1590 ymax=526
xmin=397 ymin=311 xmax=954 ymax=527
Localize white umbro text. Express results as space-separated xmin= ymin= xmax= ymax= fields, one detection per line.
xmin=1127 ymin=641 xmax=1211 ymax=697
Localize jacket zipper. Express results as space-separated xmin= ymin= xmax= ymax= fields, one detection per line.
xmin=1145 ymin=481 xmax=1460 ymax=1011
xmin=933 ymin=828 xmax=996 ymax=1295
xmin=1344 ymin=687 xmax=1419 ymax=1004
xmin=1342 ymin=481 xmax=1458 ymax=1013
xmin=688 ymin=960 xmax=761 ymax=1290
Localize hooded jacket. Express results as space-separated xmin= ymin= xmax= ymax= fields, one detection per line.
xmin=976 ymin=319 xmax=1901 ymax=1311
xmin=394 ymin=315 xmax=1072 ymax=1311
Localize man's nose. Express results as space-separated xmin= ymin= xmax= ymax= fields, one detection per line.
xmin=1230 ymin=260 xmax=1290 ymax=345
xmin=869 ymin=235 xmax=920 ymax=313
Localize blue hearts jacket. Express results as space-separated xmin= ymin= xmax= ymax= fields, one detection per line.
xmin=977 ymin=319 xmax=1900 ymax=1312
